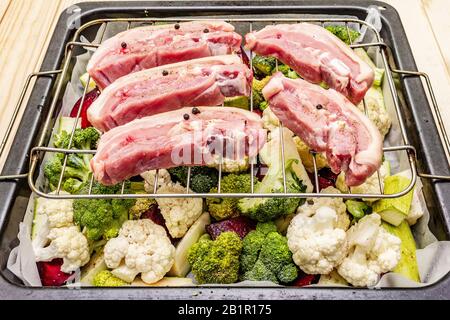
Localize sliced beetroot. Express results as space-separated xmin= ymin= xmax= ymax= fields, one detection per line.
xmin=318 ymin=168 xmax=339 ymax=183
xmin=206 ymin=216 xmax=256 ymax=240
xmin=37 ymin=259 xmax=72 ymax=287
xmin=70 ymin=88 xmax=100 ymax=128
xmin=308 ymin=168 xmax=338 ymax=192
xmin=140 ymin=204 xmax=176 ymax=243
xmin=292 ymin=273 xmax=318 ymax=287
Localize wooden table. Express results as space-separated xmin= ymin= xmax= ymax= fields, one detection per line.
xmin=0 ymin=0 xmax=449 ymax=169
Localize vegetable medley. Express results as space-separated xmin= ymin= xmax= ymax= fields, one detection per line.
xmin=31 ymin=26 xmax=423 ymax=288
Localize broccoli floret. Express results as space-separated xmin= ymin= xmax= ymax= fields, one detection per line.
xmin=168 ymin=166 xmax=218 ymax=194
xmin=252 ymin=55 xmax=276 ymax=76
xmin=206 ymin=174 xmax=253 ymax=221
xmin=128 ymin=198 xmax=157 ymax=220
xmin=240 ymin=222 xmax=298 ymax=284
xmin=252 ymin=76 xmax=272 ymax=111
xmin=188 ymin=232 xmax=242 ymax=284
xmin=44 ymin=128 xmax=99 ymax=193
xmin=73 ymin=182 xmax=135 ymax=241
xmin=93 ymin=270 xmax=129 ymax=287
xmin=62 ymin=178 xmax=84 ymax=194
xmin=44 ymin=153 xmax=90 ymax=191
xmin=277 ymin=64 xmax=299 ymax=79
xmin=238 ymin=129 xmax=307 ymax=222
xmin=325 ymin=25 xmax=360 ymax=45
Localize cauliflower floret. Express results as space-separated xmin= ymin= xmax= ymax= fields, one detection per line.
xmin=298 ymin=186 xmax=350 ymax=231
xmin=34 ymin=226 xmax=90 ymax=273
xmin=36 ymin=192 xmax=73 ymax=228
xmin=356 ymin=87 xmax=391 ymax=137
xmin=141 ymin=169 xmax=171 ymax=193
xmin=103 ymin=219 xmax=175 ymax=284
xmin=335 ymin=161 xmax=389 ymax=203
xmin=292 ymin=136 xmax=328 ymax=173
xmin=155 ymin=183 xmax=203 ymax=238
xmin=207 ymin=154 xmax=250 ymax=173
xmin=262 ymin=106 xmax=280 ymax=132
xmin=337 ymin=213 xmax=401 ymax=287
xmin=287 ymin=202 xmax=349 ymax=275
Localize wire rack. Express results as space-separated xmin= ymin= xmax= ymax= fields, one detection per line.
xmin=1 ymin=15 xmax=449 ymax=200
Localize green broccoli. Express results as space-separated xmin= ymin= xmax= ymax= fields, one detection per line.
xmin=129 ymin=198 xmax=157 ymax=220
xmin=252 ymin=55 xmax=276 ymax=76
xmin=238 ymin=129 xmax=307 ymax=222
xmin=93 ymin=270 xmax=129 ymax=287
xmin=325 ymin=25 xmax=360 ymax=45
xmin=252 ymin=76 xmax=271 ymax=111
xmin=44 ymin=127 xmax=99 ymax=193
xmin=240 ymin=222 xmax=298 ymax=284
xmin=206 ymin=173 xmax=253 ymax=221
xmin=73 ymin=181 xmax=135 ymax=241
xmin=277 ymin=64 xmax=299 ymax=79
xmin=168 ymin=166 xmax=218 ymax=193
xmin=188 ymin=232 xmax=242 ymax=284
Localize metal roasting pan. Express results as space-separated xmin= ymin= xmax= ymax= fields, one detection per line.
xmin=0 ymin=0 xmax=449 ymax=299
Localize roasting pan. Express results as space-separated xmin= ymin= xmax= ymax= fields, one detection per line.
xmin=1 ymin=0 xmax=450 ymax=299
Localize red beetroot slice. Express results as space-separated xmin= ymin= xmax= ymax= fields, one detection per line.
xmin=206 ymin=216 xmax=256 ymax=240
xmin=292 ymin=273 xmax=318 ymax=287
xmin=307 ymin=169 xmax=337 ymax=192
xmin=70 ymin=88 xmax=100 ymax=128
xmin=140 ymin=204 xmax=176 ymax=244
xmin=37 ymin=258 xmax=72 ymax=287
xmin=318 ymin=168 xmax=339 ymax=183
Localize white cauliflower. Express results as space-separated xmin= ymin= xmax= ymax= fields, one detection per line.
xmin=292 ymin=136 xmax=328 ymax=173
xmin=207 ymin=155 xmax=250 ymax=173
xmin=32 ymin=194 xmax=90 ymax=273
xmin=356 ymin=87 xmax=391 ymax=137
xmin=336 ymin=161 xmax=390 ymax=203
xmin=287 ymin=190 xmax=350 ymax=275
xmin=104 ymin=219 xmax=175 ymax=284
xmin=156 ymin=182 xmax=203 ymax=238
xmin=298 ymin=187 xmax=350 ymax=231
xmin=337 ymin=213 xmax=401 ymax=287
xmin=35 ymin=192 xmax=73 ymax=228
xmin=34 ymin=226 xmax=90 ymax=273
xmin=141 ymin=169 xmax=171 ymax=193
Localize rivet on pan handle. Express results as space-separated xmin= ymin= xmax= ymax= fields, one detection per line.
xmin=0 ymin=70 xmax=62 ymax=181
xmin=392 ymin=69 xmax=450 ymax=181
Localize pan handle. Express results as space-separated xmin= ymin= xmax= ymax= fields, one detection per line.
xmin=0 ymin=70 xmax=62 ymax=181
xmin=392 ymin=68 xmax=450 ymax=181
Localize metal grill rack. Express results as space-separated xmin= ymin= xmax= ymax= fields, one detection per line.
xmin=1 ymin=16 xmax=449 ymax=200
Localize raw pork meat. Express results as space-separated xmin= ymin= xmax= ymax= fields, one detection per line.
xmin=262 ymin=72 xmax=382 ymax=186
xmin=87 ymin=21 xmax=242 ymax=89
xmin=246 ymin=23 xmax=374 ymax=104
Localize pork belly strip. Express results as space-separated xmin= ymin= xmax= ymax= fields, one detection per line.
xmin=87 ymin=55 xmax=252 ymax=132
xmin=91 ymin=107 xmax=266 ymax=185
xmin=245 ymin=23 xmax=374 ymax=104
xmin=263 ymin=72 xmax=382 ymax=186
xmin=87 ymin=21 xmax=242 ymax=89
